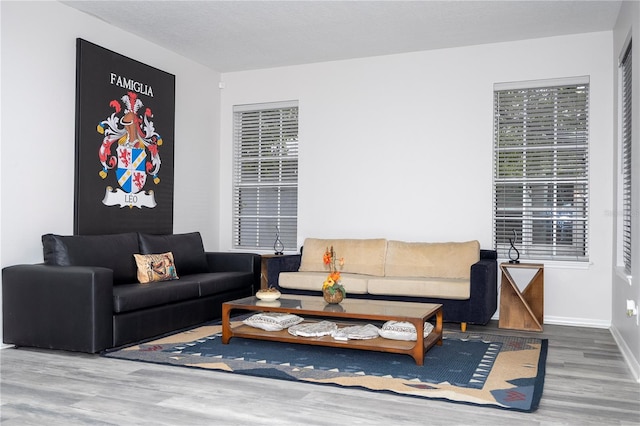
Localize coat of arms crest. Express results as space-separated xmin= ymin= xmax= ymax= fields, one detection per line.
xmin=97 ymin=91 xmax=162 ymax=208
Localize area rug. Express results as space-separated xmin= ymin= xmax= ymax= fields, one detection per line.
xmin=104 ymin=321 xmax=547 ymax=412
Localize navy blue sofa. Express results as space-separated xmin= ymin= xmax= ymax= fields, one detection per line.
xmin=267 ymin=248 xmax=498 ymax=329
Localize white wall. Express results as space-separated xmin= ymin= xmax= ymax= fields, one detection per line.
xmin=612 ymin=0 xmax=640 ymax=382
xmin=220 ymin=32 xmax=614 ymax=328
xmin=0 ymin=1 xmax=222 ymax=342
xmin=0 ymin=1 xmax=623 ymax=349
xmin=1 ymin=0 xmax=221 ymax=265
xmin=0 ymin=2 xmax=4 ymax=348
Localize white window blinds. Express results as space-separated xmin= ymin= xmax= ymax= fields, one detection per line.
xmin=621 ymin=42 xmax=632 ymax=274
xmin=232 ymin=101 xmax=299 ymax=251
xmin=493 ymin=79 xmax=590 ymax=261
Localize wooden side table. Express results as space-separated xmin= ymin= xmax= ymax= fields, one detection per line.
xmin=259 ymin=254 xmax=281 ymax=289
xmin=499 ymin=262 xmax=544 ymax=331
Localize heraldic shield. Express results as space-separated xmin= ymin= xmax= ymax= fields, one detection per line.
xmin=116 ymin=146 xmax=147 ymax=194
xmin=102 ymin=145 xmax=157 ymax=209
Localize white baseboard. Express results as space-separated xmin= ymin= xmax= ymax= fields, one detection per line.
xmin=490 ymin=313 xmax=611 ymax=329
xmin=610 ymin=325 xmax=640 ymax=383
xmin=543 ymin=315 xmax=611 ymax=329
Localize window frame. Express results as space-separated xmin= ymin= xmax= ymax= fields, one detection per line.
xmin=620 ymin=40 xmax=633 ymax=275
xmin=232 ymin=101 xmax=299 ymax=251
xmin=492 ymin=77 xmax=590 ymax=262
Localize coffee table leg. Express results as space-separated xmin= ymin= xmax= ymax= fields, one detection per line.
xmin=435 ymin=308 xmax=443 ymax=346
xmin=410 ymin=308 xmax=443 ymax=365
xmin=409 ymin=318 xmax=425 ymax=366
xmin=221 ymin=303 xmax=232 ymax=344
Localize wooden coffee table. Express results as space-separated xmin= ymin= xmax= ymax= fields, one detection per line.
xmin=221 ymin=295 xmax=442 ymax=365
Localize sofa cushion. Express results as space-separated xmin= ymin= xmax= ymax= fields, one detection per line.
xmin=298 ymin=238 xmax=387 ymax=276
xmin=42 ymin=233 xmax=139 ymax=285
xmin=192 ymin=272 xmax=256 ymax=297
xmin=279 ymin=271 xmax=369 ymax=294
xmin=243 ymin=312 xmax=304 ymax=331
xmin=384 ymin=240 xmax=480 ymax=279
xmin=367 ymin=277 xmax=470 ymax=299
xmin=112 ymin=278 xmax=201 ymax=313
xmin=378 ymin=320 xmax=435 ymax=341
xmin=133 ymin=252 xmax=178 ymax=283
xmin=138 ymin=232 xmax=209 ymax=275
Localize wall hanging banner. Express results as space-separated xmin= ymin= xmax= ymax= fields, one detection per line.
xmin=74 ymin=38 xmax=175 ymax=235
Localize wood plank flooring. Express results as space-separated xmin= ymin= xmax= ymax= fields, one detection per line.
xmin=1 ymin=321 xmax=638 ymax=425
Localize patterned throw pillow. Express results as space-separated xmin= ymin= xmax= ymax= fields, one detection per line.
xmin=288 ymin=320 xmax=338 ymax=337
xmin=243 ymin=312 xmax=304 ymax=331
xmin=133 ymin=252 xmax=179 ymax=284
xmin=378 ymin=321 xmax=434 ymax=341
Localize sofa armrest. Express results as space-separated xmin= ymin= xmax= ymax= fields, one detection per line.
xmin=266 ymin=254 xmax=301 ymax=291
xmin=480 ymin=249 xmax=498 ymax=261
xmin=2 ymin=264 xmax=113 ymax=353
xmin=468 ymin=252 xmax=498 ymax=324
xmin=205 ymin=252 xmax=261 ymax=289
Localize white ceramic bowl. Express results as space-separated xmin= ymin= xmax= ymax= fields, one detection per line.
xmin=256 ymin=290 xmax=281 ymax=301
xmin=256 ymin=300 xmax=281 ymax=307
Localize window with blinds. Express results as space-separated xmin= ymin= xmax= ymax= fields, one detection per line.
xmin=232 ymin=101 xmax=298 ymax=251
xmin=621 ymin=42 xmax=632 ymax=274
xmin=493 ymin=78 xmax=590 ymax=262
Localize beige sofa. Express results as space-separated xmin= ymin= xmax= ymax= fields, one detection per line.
xmin=268 ymin=238 xmax=498 ymax=331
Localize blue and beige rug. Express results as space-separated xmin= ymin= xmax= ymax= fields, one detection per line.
xmin=104 ymin=321 xmax=547 ymax=412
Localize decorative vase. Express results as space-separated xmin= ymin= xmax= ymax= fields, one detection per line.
xmin=323 ymin=303 xmax=345 ymax=313
xmin=323 ymin=288 xmax=344 ymax=304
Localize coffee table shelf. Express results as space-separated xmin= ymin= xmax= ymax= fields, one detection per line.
xmin=222 ymin=295 xmax=443 ymax=365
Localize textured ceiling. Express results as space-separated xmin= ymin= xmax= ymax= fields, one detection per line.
xmin=62 ymin=0 xmax=622 ymax=72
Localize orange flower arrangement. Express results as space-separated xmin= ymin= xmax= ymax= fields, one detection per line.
xmin=322 ymin=246 xmax=346 ymax=297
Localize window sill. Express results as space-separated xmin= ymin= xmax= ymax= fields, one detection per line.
xmin=615 ymin=266 xmax=633 ymax=286
xmin=497 ymin=258 xmax=592 ymax=270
